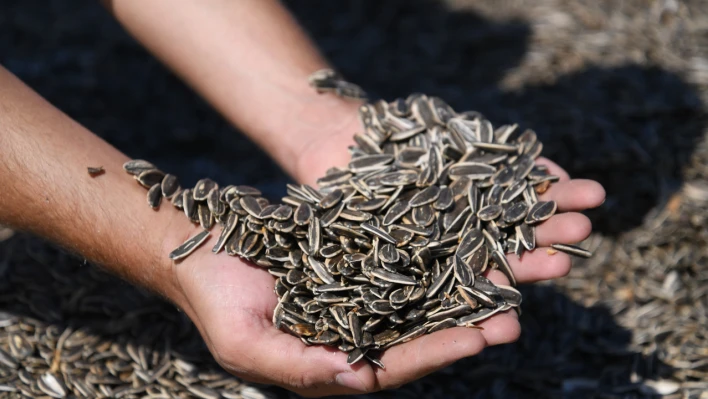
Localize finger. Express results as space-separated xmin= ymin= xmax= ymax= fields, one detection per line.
xmin=476 ymin=311 xmax=521 ymax=346
xmin=477 ymin=270 xmax=521 ymax=345
xmin=535 ymin=212 xmax=592 ymax=247
xmin=485 ymin=268 xmax=511 ymax=286
xmin=534 ymin=157 xmax=570 ymax=181
xmin=242 ymin=329 xmax=377 ymax=397
xmin=373 ymin=326 xmax=487 ymax=390
xmin=368 ymin=269 xmax=522 ymax=390
xmin=506 ymin=249 xmax=572 ymax=283
xmin=539 ymin=179 xmax=606 ymax=212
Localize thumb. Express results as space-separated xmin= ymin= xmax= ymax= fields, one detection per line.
xmin=236 ymin=329 xmax=379 ymax=397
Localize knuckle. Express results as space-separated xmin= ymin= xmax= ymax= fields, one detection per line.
xmin=284 ymin=370 xmax=321 ymax=391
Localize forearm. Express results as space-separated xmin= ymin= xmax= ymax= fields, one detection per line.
xmin=103 ymin=0 xmax=360 ymax=181
xmin=0 ymin=65 xmax=193 ymax=310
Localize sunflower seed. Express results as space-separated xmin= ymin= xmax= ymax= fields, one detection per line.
xmin=448 ymin=162 xmax=496 ymax=179
xmin=371 ymin=269 xmax=416 ymax=285
xmin=503 ymin=202 xmax=529 ymax=224
xmin=294 ymin=202 xmax=313 ymax=225
xmin=147 ymin=184 xmax=163 ymax=209
xmin=361 ymin=223 xmax=397 ymax=245
xmin=517 ymin=224 xmax=535 ymax=251
xmin=123 ymin=159 xmax=156 ymax=175
xmin=169 ymin=230 xmax=210 ymax=260
xmin=319 ymin=189 xmax=343 ymax=209
xmin=349 ymin=154 xmax=394 ymax=173
xmin=501 ymin=179 xmax=527 ymax=204
xmin=136 ymin=169 xmax=165 ymax=188
xmin=453 ymin=254 xmax=474 ymax=286
xmin=427 ymin=318 xmax=457 ymax=333
xmin=550 ymin=243 xmax=592 ymax=258
xmin=409 ymin=186 xmax=441 ymax=207
xmin=193 ymin=178 xmax=217 ymax=201
xmin=497 ymin=285 xmax=522 ymax=307
xmin=525 ymin=201 xmax=557 ymax=224
xmin=491 ymin=249 xmax=516 ymax=286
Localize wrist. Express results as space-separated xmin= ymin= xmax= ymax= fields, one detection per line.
xmin=282 ymin=93 xmax=362 ymax=184
xmin=157 ymin=207 xmax=202 ymax=314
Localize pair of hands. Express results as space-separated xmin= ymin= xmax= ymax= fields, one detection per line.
xmin=164 ymin=115 xmax=606 ymax=397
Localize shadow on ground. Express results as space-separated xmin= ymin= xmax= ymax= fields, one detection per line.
xmin=284 ymin=0 xmax=706 ymax=237
xmin=0 ymin=0 xmax=703 ymax=398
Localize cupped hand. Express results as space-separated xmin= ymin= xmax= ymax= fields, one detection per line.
xmin=169 ymin=111 xmax=605 ymax=397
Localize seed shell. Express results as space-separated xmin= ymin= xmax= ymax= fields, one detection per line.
xmin=169 ymin=230 xmax=211 ymax=260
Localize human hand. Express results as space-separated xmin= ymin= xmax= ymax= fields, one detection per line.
xmin=166 ymin=104 xmax=605 ymax=398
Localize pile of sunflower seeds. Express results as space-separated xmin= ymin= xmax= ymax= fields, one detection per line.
xmin=0 ymin=317 xmax=269 ymax=399
xmin=124 ymin=88 xmax=591 ymax=368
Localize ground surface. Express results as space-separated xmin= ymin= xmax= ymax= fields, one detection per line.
xmin=0 ymin=0 xmax=707 ymax=398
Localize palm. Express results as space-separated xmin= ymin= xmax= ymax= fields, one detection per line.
xmin=175 ymin=243 xmax=494 ymax=396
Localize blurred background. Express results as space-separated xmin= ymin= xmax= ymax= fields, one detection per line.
xmin=0 ymin=0 xmax=707 ymax=398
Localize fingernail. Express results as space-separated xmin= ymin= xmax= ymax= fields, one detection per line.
xmin=336 ymin=372 xmax=367 ymax=391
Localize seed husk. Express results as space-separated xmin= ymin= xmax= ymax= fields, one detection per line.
xmin=428 ymin=305 xmax=473 ymax=322
xmin=525 ymin=201 xmax=557 ymax=224
xmin=453 ymin=254 xmax=474 ymax=286
xmin=456 ymin=307 xmax=504 ymax=326
xmin=497 ymin=284 xmax=522 ymax=307
xmin=123 ymin=159 xmax=156 ymax=175
xmin=136 ymin=169 xmax=165 ymax=188
xmin=307 ymin=217 xmax=322 ymax=256
xmin=319 ymin=189 xmax=343 ymax=209
xmin=169 ymin=230 xmax=210 ymax=260
xmin=478 ymin=204 xmax=503 ymax=221
xmin=448 ymin=162 xmax=496 ymax=179
xmin=235 ymin=185 xmax=262 ymax=196
xmin=409 ymin=186 xmax=441 ymax=207
xmin=550 ymin=243 xmax=593 ymax=258
xmin=193 ymin=178 xmax=217 ymax=201
xmin=492 ymin=249 xmax=516 ymax=286
xmin=457 ymin=228 xmax=485 ymax=259
xmin=38 ymin=372 xmax=67 ymax=398
xmin=361 ymin=223 xmax=397 ymax=245
xmin=320 ymin=201 xmax=346 ymax=227
xmin=472 ymin=142 xmax=518 ymax=153
xmin=348 ymin=154 xmax=394 ymax=173
xmin=373 ymin=329 xmax=400 ymax=346
xmin=517 ymin=223 xmax=535 ymax=251
xmin=412 ymin=204 xmax=435 ymax=226
xmin=147 ymin=184 xmax=163 ymax=209
xmin=501 ymin=179 xmax=528 ymax=204
xmin=347 ymin=348 xmax=367 ymax=365
xmin=433 ymin=187 xmax=454 ymax=210
xmin=383 ymin=201 xmax=411 ymax=226
xmin=379 ymin=244 xmax=400 ymax=263
xmin=294 ymin=203 xmax=313 ymax=226
xmin=198 ymin=204 xmax=213 ymax=229
xmin=427 ymin=318 xmax=457 ymax=333
xmin=309 ymin=257 xmax=335 ymax=284
xmin=426 ymin=260 xmax=454 ymax=298
xmin=307 ymin=331 xmax=340 ymax=345
xmin=271 ymin=205 xmax=293 ymax=221
xmin=371 ymin=269 xmax=416 ymax=285
xmin=503 ymin=202 xmax=529 ymax=224
xmin=457 ymin=286 xmax=497 ymax=309
xmin=349 ymin=197 xmax=387 ymax=212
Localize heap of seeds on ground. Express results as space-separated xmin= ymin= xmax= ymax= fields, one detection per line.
xmin=122 ymin=69 xmax=592 ymax=369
